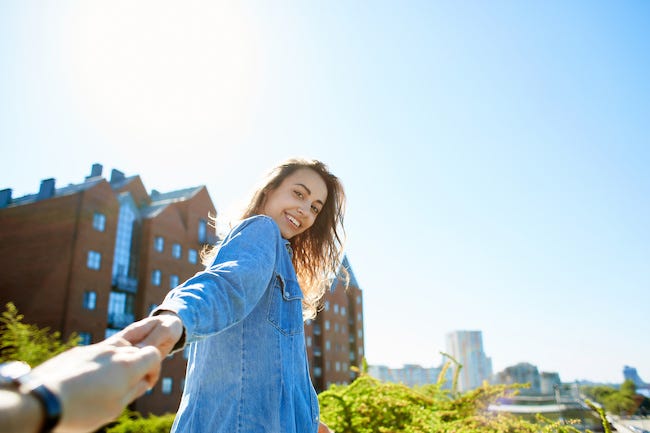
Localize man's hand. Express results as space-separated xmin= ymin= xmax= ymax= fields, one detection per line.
xmin=28 ymin=340 xmax=161 ymax=433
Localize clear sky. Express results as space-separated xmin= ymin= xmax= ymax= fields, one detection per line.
xmin=1 ymin=1 xmax=648 ymax=384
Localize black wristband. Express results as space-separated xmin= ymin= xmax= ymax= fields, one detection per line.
xmin=27 ymin=384 xmax=62 ymax=433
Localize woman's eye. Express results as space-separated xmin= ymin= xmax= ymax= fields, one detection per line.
xmin=311 ymin=206 xmax=320 ymax=214
xmin=294 ymin=190 xmax=303 ymax=199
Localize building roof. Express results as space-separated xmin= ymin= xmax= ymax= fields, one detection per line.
xmin=109 ymin=175 xmax=139 ymax=191
xmin=140 ymin=186 xmax=205 ymax=219
xmin=150 ymin=186 xmax=203 ymax=204
xmin=140 ymin=203 xmax=169 ymax=219
xmin=7 ymin=177 xmax=105 ymax=207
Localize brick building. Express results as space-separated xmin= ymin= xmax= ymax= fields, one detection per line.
xmin=305 ymin=257 xmax=365 ymax=392
xmin=0 ymin=164 xmax=365 ymax=414
xmin=0 ymin=164 xmax=217 ymax=415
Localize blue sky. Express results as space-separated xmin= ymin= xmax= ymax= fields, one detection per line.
xmin=1 ymin=1 xmax=648 ymax=384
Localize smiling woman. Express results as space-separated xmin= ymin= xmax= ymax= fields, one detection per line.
xmin=117 ymin=158 xmax=345 ymax=433
xmin=64 ymin=1 xmax=261 ymax=147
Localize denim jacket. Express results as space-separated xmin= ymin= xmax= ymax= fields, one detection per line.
xmin=153 ymin=215 xmax=319 ymax=433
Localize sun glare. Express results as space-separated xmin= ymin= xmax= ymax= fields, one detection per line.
xmin=65 ymin=1 xmax=260 ymax=146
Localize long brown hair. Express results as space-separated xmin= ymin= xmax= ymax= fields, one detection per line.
xmin=206 ymin=158 xmax=346 ymax=319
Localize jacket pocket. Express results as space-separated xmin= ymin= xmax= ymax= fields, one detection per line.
xmin=267 ymin=273 xmax=304 ymax=336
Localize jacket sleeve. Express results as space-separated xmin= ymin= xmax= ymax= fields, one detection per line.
xmin=152 ymin=215 xmax=280 ymax=344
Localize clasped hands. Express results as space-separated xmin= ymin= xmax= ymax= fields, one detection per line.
xmin=28 ymin=312 xmax=184 ymax=433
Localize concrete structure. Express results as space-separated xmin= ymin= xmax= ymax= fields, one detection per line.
xmin=368 ymin=363 xmax=453 ymax=388
xmin=540 ymin=371 xmax=562 ymax=395
xmin=445 ymin=330 xmax=493 ymax=392
xmin=493 ymin=362 xmax=542 ymax=395
xmin=624 ymin=366 xmax=648 ymax=387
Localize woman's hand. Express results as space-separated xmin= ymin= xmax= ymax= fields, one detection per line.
xmin=318 ymin=421 xmax=335 ymax=433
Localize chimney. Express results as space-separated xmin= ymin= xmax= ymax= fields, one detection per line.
xmin=86 ymin=163 xmax=103 ymax=180
xmin=110 ymin=169 xmax=125 ymax=185
xmin=37 ymin=178 xmax=56 ymax=200
xmin=0 ymin=188 xmax=12 ymax=208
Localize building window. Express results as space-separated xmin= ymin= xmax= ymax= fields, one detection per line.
xmin=313 ymin=324 xmax=321 ymax=335
xmin=83 ymin=291 xmax=97 ymax=310
xmin=324 ymin=320 xmax=330 ymax=331
xmin=306 ymin=336 xmax=312 ymax=347
xmin=324 ymin=301 xmax=330 ymax=312
xmin=92 ymin=212 xmax=106 ymax=232
xmin=154 ymin=236 xmax=164 ymax=252
xmin=161 ymin=378 xmax=173 ymax=395
xmin=341 ymin=306 xmax=346 ymax=316
xmin=170 ymin=275 xmax=179 ymax=289
xmin=358 ymin=329 xmax=363 ymax=339
xmin=325 ymin=340 xmax=331 ymax=351
xmin=87 ymin=251 xmax=101 ymax=270
xmin=314 ymin=367 xmax=322 ymax=378
xmin=172 ymin=243 xmax=182 ymax=259
xmin=188 ymin=248 xmax=198 ymax=264
xmin=357 ymin=295 xmax=361 ymax=304
xmin=198 ymin=219 xmax=207 ymax=243
xmin=78 ymin=332 xmax=92 ymax=345
xmin=335 ymin=362 xmax=341 ymax=372
xmin=333 ymin=304 xmax=339 ymax=314
xmin=112 ymin=199 xmax=138 ymax=282
xmin=152 ymin=269 xmax=162 ymax=286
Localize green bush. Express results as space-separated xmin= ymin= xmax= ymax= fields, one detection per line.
xmin=0 ymin=302 xmax=79 ymax=366
xmin=319 ymin=358 xmax=586 ymax=433
xmin=104 ymin=411 xmax=175 ymax=433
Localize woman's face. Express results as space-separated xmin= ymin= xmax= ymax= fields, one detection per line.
xmin=261 ymin=168 xmax=328 ymax=239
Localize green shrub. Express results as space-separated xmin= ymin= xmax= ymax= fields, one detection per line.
xmin=319 ymin=359 xmax=585 ymax=433
xmin=0 ymin=302 xmax=79 ymax=366
xmin=104 ymin=411 xmax=175 ymax=433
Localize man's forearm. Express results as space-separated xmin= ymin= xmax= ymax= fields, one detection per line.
xmin=0 ymin=389 xmax=43 ymax=433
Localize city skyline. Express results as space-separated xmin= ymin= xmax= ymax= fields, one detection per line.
xmin=1 ymin=1 xmax=648 ymax=384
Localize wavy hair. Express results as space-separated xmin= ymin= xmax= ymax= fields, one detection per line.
xmin=205 ymin=159 xmax=346 ymax=320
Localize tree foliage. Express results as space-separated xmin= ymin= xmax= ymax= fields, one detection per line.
xmin=0 ymin=302 xmax=79 ymax=366
xmin=582 ymin=380 xmax=647 ymax=416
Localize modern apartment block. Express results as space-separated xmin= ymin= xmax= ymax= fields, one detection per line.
xmin=305 ymin=257 xmax=365 ymax=392
xmin=0 ymin=163 xmax=365 ymax=413
xmin=445 ymin=330 xmax=493 ymax=392
xmin=0 ymin=164 xmax=217 ymax=415
xmin=368 ymin=363 xmax=452 ymax=388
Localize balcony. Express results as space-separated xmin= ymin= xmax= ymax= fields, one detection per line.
xmin=108 ymin=312 xmax=135 ymax=329
xmin=112 ymin=275 xmax=138 ymax=294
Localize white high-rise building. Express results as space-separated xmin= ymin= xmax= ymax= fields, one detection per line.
xmin=445 ymin=330 xmax=493 ymax=392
